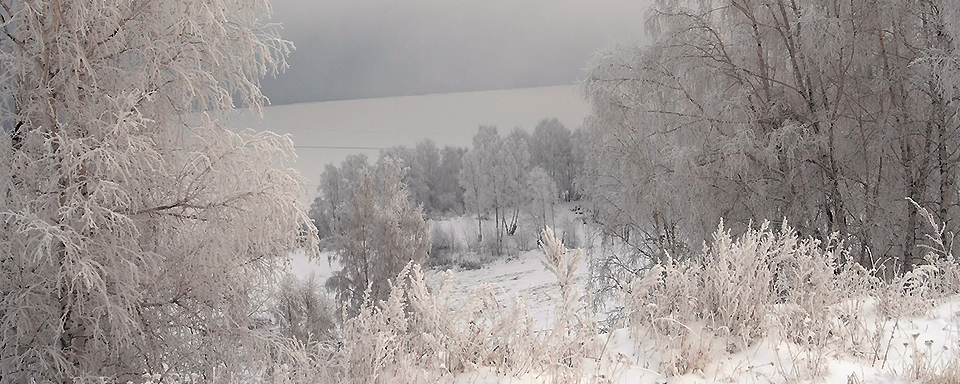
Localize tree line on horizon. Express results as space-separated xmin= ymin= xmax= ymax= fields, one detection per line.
xmin=308 ymin=118 xmax=589 ymax=250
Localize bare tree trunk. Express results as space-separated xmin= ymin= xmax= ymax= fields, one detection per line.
xmin=903 ymin=136 xmax=920 ymax=271
xmin=477 ymin=210 xmax=483 ymax=243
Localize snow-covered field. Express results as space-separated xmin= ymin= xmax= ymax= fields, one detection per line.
xmin=589 ymin=297 xmax=960 ymax=384
xmin=288 ymin=208 xmax=960 ymax=383
xmin=289 ymin=247 xmax=581 ymax=331
xmin=289 ymin=248 xmax=960 ymax=383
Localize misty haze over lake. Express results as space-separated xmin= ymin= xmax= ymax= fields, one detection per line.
xmin=228 ymin=85 xmax=589 ymax=202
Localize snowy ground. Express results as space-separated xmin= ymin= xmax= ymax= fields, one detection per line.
xmin=286 ymin=209 xmax=960 ymax=383
xmin=287 ymin=240 xmax=585 ymax=332
xmin=290 ymin=245 xmax=960 ymax=383
xmin=288 ymin=251 xmax=960 ymax=383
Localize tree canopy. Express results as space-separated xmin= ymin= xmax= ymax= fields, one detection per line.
xmin=582 ymin=0 xmax=960 ymax=279
xmin=0 ymin=0 xmax=313 ymax=381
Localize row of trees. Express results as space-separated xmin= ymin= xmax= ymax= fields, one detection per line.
xmin=309 ymin=121 xmax=589 ymax=314
xmin=309 ymin=119 xmax=587 ymax=248
xmin=581 ymin=0 xmax=960 ymax=282
xmin=309 ymin=122 xmax=588 ymax=311
xmin=308 ymin=143 xmax=464 ymax=243
xmin=379 ymin=141 xmax=466 ymax=216
xmin=457 ymin=122 xmax=588 ymax=253
xmin=460 ymin=126 xmax=530 ymax=249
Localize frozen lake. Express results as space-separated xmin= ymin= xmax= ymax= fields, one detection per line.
xmin=226 ymin=85 xmax=590 ymax=204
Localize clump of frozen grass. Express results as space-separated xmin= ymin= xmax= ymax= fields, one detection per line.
xmin=623 ymin=220 xmax=859 ymax=377
xmin=910 ymin=198 xmax=960 ymax=296
xmin=132 ymin=334 xmax=335 ymax=384
xmin=318 ymin=263 xmax=536 ymax=382
xmin=901 ymin=333 xmax=960 ymax=384
xmin=876 ymin=264 xmax=941 ymax=318
xmin=427 ymin=223 xmax=462 ymax=268
xmin=274 ymin=273 xmax=338 ymax=346
xmin=318 ymin=227 xmax=599 ymax=382
xmin=538 ymin=227 xmax=600 ymax=381
xmin=879 ymin=200 xmax=960 ymax=383
xmin=922 ymin=356 xmax=960 ymax=384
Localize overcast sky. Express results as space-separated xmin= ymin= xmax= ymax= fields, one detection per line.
xmin=260 ymin=0 xmax=651 ymax=105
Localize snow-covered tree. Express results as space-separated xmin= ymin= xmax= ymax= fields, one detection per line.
xmin=411 ymin=140 xmax=442 ymax=213
xmin=460 ymin=126 xmax=498 ymax=243
xmin=582 ymin=0 xmax=960 ymax=274
xmin=435 ymin=145 xmax=466 ymax=215
xmin=327 ymin=158 xmax=428 ymax=312
xmin=459 ymin=126 xmax=529 ymax=253
xmin=529 ymin=118 xmax=580 ymax=201
xmin=274 ymin=273 xmax=337 ymax=346
xmin=309 ymin=154 xmax=369 ymax=244
xmin=309 ymin=164 xmax=340 ymax=242
xmin=524 ymin=167 xmax=559 ymax=235
xmin=0 ymin=0 xmax=312 ymax=382
xmin=374 ymin=140 xmax=467 ymax=217
xmin=499 ymin=127 xmax=531 ymax=236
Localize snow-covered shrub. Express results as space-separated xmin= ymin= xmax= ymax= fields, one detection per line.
xmin=559 ymin=218 xmax=581 ymax=249
xmin=538 ymin=228 xmax=601 ymax=380
xmin=586 ymin=220 xmax=691 ymax=318
xmin=623 ymin=243 xmax=714 ymax=375
xmin=319 ymin=228 xmax=599 ymax=382
xmin=587 ymin=236 xmax=648 ymax=320
xmin=320 ymin=263 xmax=540 ymax=382
xmin=623 ymin=221 xmax=856 ymax=376
xmin=274 ymin=273 xmax=337 ymax=346
xmin=466 ymin=224 xmax=502 ymax=258
xmin=427 ymin=223 xmax=462 ymax=268
xmin=512 ymin=218 xmax=539 ymax=252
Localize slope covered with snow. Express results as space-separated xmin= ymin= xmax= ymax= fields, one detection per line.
xmin=289 ymin=208 xmax=960 ymax=383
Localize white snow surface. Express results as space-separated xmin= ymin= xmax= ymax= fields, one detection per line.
xmin=285 ymin=212 xmax=960 ymax=383
xmin=287 ymin=242 xmax=583 ymax=332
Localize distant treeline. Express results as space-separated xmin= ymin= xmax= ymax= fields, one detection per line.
xmin=308 ymin=118 xmax=588 ymax=244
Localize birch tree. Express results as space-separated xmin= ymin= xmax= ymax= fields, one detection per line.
xmin=309 ymin=154 xmax=369 ymax=244
xmin=436 ymin=145 xmax=466 ymax=215
xmin=530 ymin=118 xmax=578 ymax=201
xmin=459 ymin=126 xmax=498 ymax=243
xmin=459 ymin=126 xmax=529 ymax=253
xmin=500 ymin=127 xmax=531 ymax=237
xmin=582 ymin=0 xmax=960 ymax=277
xmin=524 ymin=167 xmax=559 ymax=235
xmin=0 ymin=0 xmax=314 ymax=382
xmin=327 ymin=158 xmax=428 ymax=312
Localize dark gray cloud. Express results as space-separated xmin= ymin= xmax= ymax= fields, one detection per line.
xmin=261 ymin=0 xmax=650 ymax=105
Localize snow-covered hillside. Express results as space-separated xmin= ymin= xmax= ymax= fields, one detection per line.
xmin=289 ymin=245 xmax=960 ymax=383
xmin=288 ymin=208 xmax=960 ymax=384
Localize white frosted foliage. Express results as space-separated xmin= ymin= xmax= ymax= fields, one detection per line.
xmin=0 ymin=0 xmax=315 ymax=382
